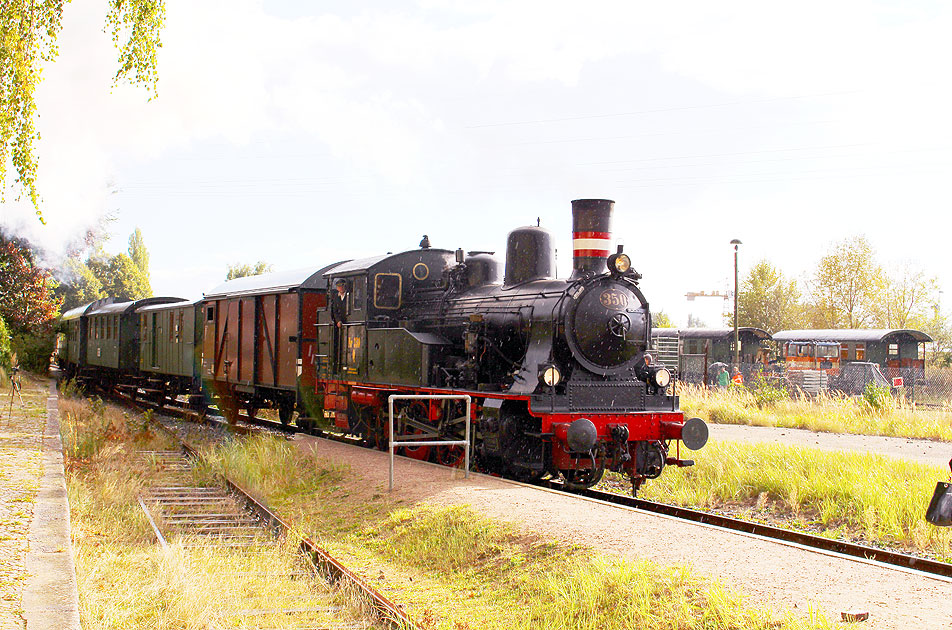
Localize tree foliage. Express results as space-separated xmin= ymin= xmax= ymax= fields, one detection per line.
xmin=727 ymin=259 xmax=806 ymax=333
xmin=0 ymin=314 xmax=11 ymax=370
xmin=56 ymin=227 xmax=152 ymax=310
xmin=88 ymin=252 xmax=151 ymax=301
xmin=876 ymin=262 xmax=938 ymax=329
xmin=0 ymin=231 xmax=61 ymax=333
xmin=652 ymin=311 xmax=674 ymax=328
xmin=127 ymin=227 xmax=150 ymax=283
xmin=226 ymin=261 xmax=272 ymax=281
xmin=0 ymin=0 xmax=165 ymax=219
xmin=806 ymin=236 xmax=884 ymax=328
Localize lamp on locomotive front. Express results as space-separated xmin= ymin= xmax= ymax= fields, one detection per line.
xmin=570 ymin=198 xmax=614 ymax=279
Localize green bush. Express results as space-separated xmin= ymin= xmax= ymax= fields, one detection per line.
xmin=11 ymin=331 xmax=55 ymax=372
xmin=863 ymin=381 xmax=892 ymax=412
xmin=0 ymin=315 xmax=11 ymax=370
xmin=750 ymin=372 xmax=788 ymax=408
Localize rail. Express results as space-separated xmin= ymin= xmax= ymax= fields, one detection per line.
xmin=388 ymin=394 xmax=471 ymax=491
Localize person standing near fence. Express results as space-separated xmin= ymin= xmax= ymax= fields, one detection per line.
xmin=731 ymin=366 xmax=744 ymax=386
xmin=718 ymin=366 xmax=730 ymax=388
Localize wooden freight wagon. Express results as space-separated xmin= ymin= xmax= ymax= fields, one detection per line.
xmin=202 ymin=264 xmax=342 ymax=424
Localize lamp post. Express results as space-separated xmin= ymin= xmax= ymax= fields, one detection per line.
xmin=730 ymin=239 xmax=742 ymax=367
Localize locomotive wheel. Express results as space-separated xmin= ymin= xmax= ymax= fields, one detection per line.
xmin=437 ymin=445 xmax=466 ymax=468
xmin=400 ymin=428 xmax=432 ymax=461
xmin=562 ymin=463 xmax=605 ymax=491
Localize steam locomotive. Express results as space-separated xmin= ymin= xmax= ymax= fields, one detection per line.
xmin=59 ymin=198 xmax=708 ymax=493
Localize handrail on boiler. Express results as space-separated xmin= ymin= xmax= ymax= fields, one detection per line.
xmin=388 ymin=394 xmax=471 ymax=491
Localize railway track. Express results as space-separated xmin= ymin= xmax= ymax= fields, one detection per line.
xmin=134 ymin=412 xmax=418 ymax=630
xmin=535 ymin=481 xmax=952 ymax=580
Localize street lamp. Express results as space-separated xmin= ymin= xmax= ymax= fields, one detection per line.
xmin=730 ymin=239 xmax=742 ymax=367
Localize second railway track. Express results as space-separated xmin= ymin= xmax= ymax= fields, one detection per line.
xmin=139 ymin=411 xmax=418 ymax=630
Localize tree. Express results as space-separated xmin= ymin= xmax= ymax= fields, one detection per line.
xmin=1 ymin=0 xmax=165 ymax=221
xmin=652 ymin=312 xmax=674 ymax=328
xmin=727 ymin=260 xmax=806 ymax=333
xmin=88 ymin=253 xmax=151 ymax=301
xmin=806 ymin=236 xmax=884 ymax=328
xmin=0 ymin=231 xmax=61 ymax=333
xmin=876 ymin=262 xmax=939 ymax=328
xmin=226 ymin=261 xmax=273 ymax=280
xmin=56 ymin=228 xmax=152 ymax=309
xmin=128 ymin=227 xmax=150 ymax=283
xmin=686 ymin=313 xmax=706 ymax=328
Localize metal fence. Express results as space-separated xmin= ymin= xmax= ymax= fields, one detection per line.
xmin=387 ymin=394 xmax=471 ymax=491
xmin=675 ymin=359 xmax=952 ymax=408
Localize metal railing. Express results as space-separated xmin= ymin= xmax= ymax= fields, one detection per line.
xmin=388 ymin=394 xmax=471 ymax=491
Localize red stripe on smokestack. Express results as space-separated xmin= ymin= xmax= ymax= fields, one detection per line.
xmin=571 ymin=199 xmax=614 ymax=278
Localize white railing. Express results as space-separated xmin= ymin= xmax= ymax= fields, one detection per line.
xmin=388 ymin=394 xmax=471 ymax=491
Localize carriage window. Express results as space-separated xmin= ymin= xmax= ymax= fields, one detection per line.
xmin=840 ymin=345 xmax=849 ymax=360
xmin=888 ymin=343 xmax=899 ymax=357
xmin=856 ymin=343 xmax=866 ymax=361
xmin=374 ymin=273 xmax=402 ymax=309
xmin=207 ymin=306 xmax=215 ymax=321
xmin=352 ymin=277 xmax=365 ymax=312
xmin=817 ymin=345 xmax=838 ymax=358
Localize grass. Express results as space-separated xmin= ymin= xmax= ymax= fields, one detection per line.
xmin=202 ymin=434 xmax=833 ymax=630
xmin=61 ymin=397 xmax=376 ymax=630
xmin=600 ymin=441 xmax=952 ymax=559
xmin=682 ymin=384 xmax=952 ymax=441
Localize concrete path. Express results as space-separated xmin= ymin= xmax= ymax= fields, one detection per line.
xmin=710 ymin=422 xmax=952 ymax=469
xmin=21 ymin=379 xmax=80 ymax=630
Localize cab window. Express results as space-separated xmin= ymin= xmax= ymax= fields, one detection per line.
xmin=374 ymin=273 xmax=402 ymax=309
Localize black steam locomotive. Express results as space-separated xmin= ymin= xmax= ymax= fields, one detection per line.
xmin=316 ymin=199 xmax=707 ymax=492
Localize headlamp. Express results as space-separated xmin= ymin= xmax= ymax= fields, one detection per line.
xmin=653 ymin=367 xmax=671 ymax=388
xmin=541 ymin=365 xmax=562 ymax=387
xmin=613 ymin=253 xmax=631 ymax=273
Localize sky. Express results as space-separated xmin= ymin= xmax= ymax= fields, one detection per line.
xmin=2 ymin=0 xmax=951 ymax=326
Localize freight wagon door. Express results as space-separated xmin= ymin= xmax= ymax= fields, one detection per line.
xmin=238 ymin=298 xmax=255 ymax=385
xmin=222 ymin=299 xmax=240 ymax=383
xmin=256 ymin=295 xmax=278 ymax=386
xmin=276 ymin=293 xmax=298 ymax=387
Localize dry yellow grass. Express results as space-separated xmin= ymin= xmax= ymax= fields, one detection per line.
xmin=682 ymin=384 xmax=952 ymax=440
xmin=61 ymin=396 xmax=376 ymax=630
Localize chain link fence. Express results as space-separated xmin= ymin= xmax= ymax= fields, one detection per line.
xmin=669 ymin=358 xmax=952 ymax=409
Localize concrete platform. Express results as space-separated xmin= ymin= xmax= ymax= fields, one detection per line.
xmin=21 ymin=380 xmax=80 ymax=630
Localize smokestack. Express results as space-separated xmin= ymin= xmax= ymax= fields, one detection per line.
xmin=571 ymin=199 xmax=614 ymax=278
